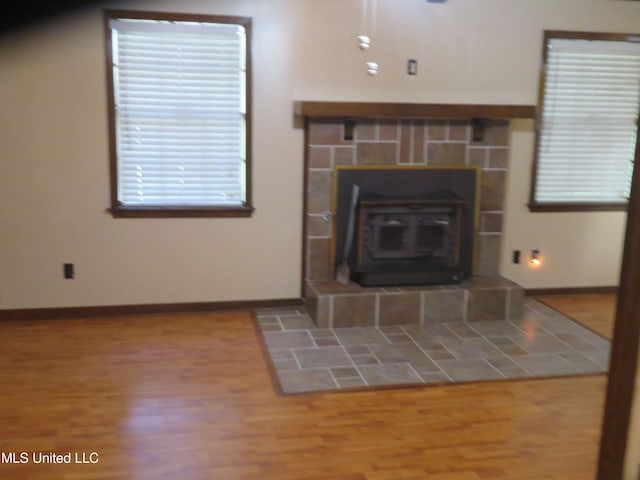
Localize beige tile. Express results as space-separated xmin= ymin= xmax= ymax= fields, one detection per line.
xmin=314 ymin=338 xmax=339 ymax=347
xmin=422 ymin=289 xmax=466 ymax=323
xmin=306 ymin=170 xmax=332 ymax=213
xmin=334 ymin=326 xmax=387 ymax=345
xmin=281 ymin=315 xmax=317 ymax=331
xmin=379 ymin=292 xmax=421 ymax=325
xmin=413 ymin=120 xmax=425 ymax=164
xmin=336 ymin=377 xmax=367 ymax=388
xmin=273 ymin=358 xmax=299 ymax=370
xmin=435 ymin=358 xmax=503 ymax=381
xmin=485 ymin=357 xmax=528 ymax=378
xmin=308 ymin=146 xmax=331 ymax=168
xmin=334 ymin=146 xmax=355 ymax=166
xmin=510 ymin=332 xmax=574 ymax=354
xmin=449 ymin=121 xmax=470 ymax=141
xmin=404 ymin=323 xmax=460 ymax=343
xmin=489 ymin=148 xmax=508 ymax=168
xmin=468 ymin=288 xmax=507 ymax=321
xmin=427 ymin=120 xmax=447 ymax=140
xmin=356 ymin=142 xmax=397 ymax=165
xmin=481 ymin=213 xmax=503 ymax=233
xmin=422 ymin=348 xmax=455 ymax=361
xmin=350 ymin=354 xmax=380 ymax=366
xmin=476 ymin=235 xmax=501 ymax=276
xmin=446 ymin=323 xmax=482 ymax=339
xmin=467 ymin=320 xmax=524 ymax=337
xmin=294 ymin=346 xmax=352 ymax=368
xmin=510 ymin=354 xmax=579 ymax=376
xmin=399 ymin=120 xmax=412 ymax=164
xmin=309 ymin=118 xmax=347 ymax=145
xmin=307 ymin=238 xmax=332 ymax=281
xmin=418 ymin=372 xmax=451 ymax=384
xmin=344 ymin=345 xmax=371 ymax=355
xmin=278 ymin=369 xmax=337 ymax=393
xmin=369 ymin=343 xmax=440 ymax=371
xmin=355 ymin=119 xmax=376 ymax=140
xmin=306 ymin=214 xmax=331 ymax=237
xmin=507 ymin=287 xmax=525 ymax=321
xmin=332 ymin=294 xmax=377 ymax=328
xmin=314 ymin=296 xmax=332 ymax=328
xmin=379 ymin=120 xmax=399 ymax=140
xmin=330 ymin=367 xmax=359 ymax=378
xmin=427 ymin=143 xmax=466 ymax=165
xmin=264 ymin=331 xmax=315 ymax=350
xmin=558 ymin=353 xmax=606 ymax=374
xmin=467 ymin=147 xmax=487 ymax=168
xmin=480 ymin=170 xmax=506 ymax=211
xmin=358 ymin=363 xmax=423 ymax=386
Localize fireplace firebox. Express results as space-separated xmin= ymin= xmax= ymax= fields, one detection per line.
xmin=333 ymin=166 xmax=479 ymax=287
xmin=354 ymin=196 xmax=465 ymax=286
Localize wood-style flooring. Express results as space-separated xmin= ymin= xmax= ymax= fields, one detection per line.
xmin=0 ymin=295 xmax=616 ymax=480
xmin=536 ymin=294 xmax=616 ymax=340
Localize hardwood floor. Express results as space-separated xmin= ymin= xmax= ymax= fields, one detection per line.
xmin=0 ymin=296 xmax=615 ymax=480
xmin=536 ymin=294 xmax=616 ymax=340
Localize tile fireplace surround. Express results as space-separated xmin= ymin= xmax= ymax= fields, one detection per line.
xmin=302 ymin=111 xmax=523 ymax=328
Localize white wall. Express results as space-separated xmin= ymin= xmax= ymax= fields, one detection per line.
xmin=502 ymin=120 xmax=627 ymax=289
xmin=1 ymin=0 xmax=638 ymax=309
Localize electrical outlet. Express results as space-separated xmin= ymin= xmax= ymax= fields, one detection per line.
xmin=407 ymin=59 xmax=417 ymax=76
xmin=63 ymin=263 xmax=74 ymax=279
xmin=512 ymin=250 xmax=521 ymax=264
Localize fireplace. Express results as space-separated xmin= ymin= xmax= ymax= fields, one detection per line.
xmin=333 ymin=166 xmax=479 ymax=287
xmin=301 ymin=114 xmax=524 ymax=328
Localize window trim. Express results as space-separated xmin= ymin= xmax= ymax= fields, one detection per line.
xmin=103 ymin=9 xmax=253 ymax=218
xmin=528 ymin=30 xmax=640 ymax=213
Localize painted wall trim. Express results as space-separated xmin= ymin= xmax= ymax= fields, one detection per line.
xmin=0 ymin=298 xmax=304 ymax=321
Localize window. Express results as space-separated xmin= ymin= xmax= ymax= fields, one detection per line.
xmin=104 ymin=10 xmax=252 ymax=217
xmin=529 ymin=31 xmax=640 ymax=212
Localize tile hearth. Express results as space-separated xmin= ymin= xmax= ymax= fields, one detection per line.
xmin=255 ymin=298 xmax=610 ymax=394
xmin=305 ymin=276 xmax=524 ymax=328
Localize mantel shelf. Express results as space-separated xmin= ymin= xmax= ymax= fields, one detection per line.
xmin=294 ymin=101 xmax=536 ymax=120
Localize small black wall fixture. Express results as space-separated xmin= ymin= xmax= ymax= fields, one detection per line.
xmin=471 ymin=118 xmax=485 ymax=142
xmin=344 ymin=118 xmax=356 ymax=141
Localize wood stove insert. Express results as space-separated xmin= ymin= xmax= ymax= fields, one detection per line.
xmin=333 ymin=166 xmax=479 ymax=287
xmin=355 ymin=196 xmax=466 ymax=286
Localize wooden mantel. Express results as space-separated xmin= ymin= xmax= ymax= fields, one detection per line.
xmin=294 ymin=101 xmax=536 ymax=120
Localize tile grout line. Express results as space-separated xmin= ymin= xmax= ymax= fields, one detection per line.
xmin=326 ymin=367 xmax=341 ymax=390
xmin=291 ymin=348 xmax=303 ymax=370
xmin=409 ymin=122 xmax=415 ymax=164
xmin=334 ymin=332 xmax=370 ymax=387
xmin=406 ymin=362 xmax=427 ymax=384
xmin=328 ymin=296 xmax=334 ymax=329
xmin=401 ymin=325 xmax=453 ymax=381
xmin=463 ymin=289 xmax=469 ymax=322
xmin=482 ymin=358 xmax=508 ymax=379
xmin=521 ymin=303 xmax=593 ymax=356
xmin=374 ymin=293 xmax=380 ymax=327
xmin=506 ymin=354 xmax=535 ymax=377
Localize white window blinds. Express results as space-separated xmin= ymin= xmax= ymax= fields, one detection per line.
xmin=110 ymin=19 xmax=246 ymax=207
xmin=535 ymin=38 xmax=640 ymax=204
